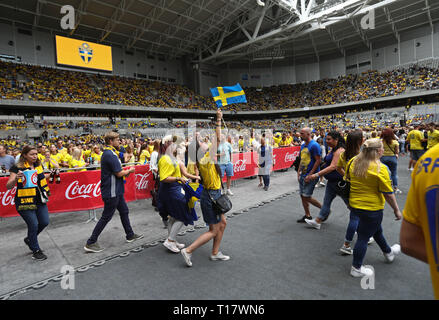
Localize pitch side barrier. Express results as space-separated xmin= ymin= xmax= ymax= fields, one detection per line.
xmin=0 ymin=147 xmax=299 ymax=218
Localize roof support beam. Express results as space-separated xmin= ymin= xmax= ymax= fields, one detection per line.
xmin=199 ymin=0 xmax=370 ymax=63
xmin=253 ymin=1 xmax=270 ymax=39
xmin=309 ymin=32 xmax=319 ymax=62
xmin=425 ymin=0 xmax=434 ymax=29
xmin=126 ymin=0 xmax=173 ymax=49
xmin=325 ymin=26 xmax=345 ymax=56
xmin=384 ymin=7 xmax=399 ymax=41
xmin=100 ymin=0 xmax=134 ymax=42
xmin=33 ymin=0 xmax=43 ymax=27
xmin=69 ymin=0 xmax=90 ymax=36
xmin=213 ymin=0 xmax=399 ymax=65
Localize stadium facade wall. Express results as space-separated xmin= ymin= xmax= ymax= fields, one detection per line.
xmin=222 ymin=23 xmax=439 ymax=88
xmin=0 ymin=23 xmax=184 ymax=85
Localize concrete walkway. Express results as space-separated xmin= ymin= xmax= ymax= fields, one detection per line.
xmin=0 ymin=169 xmax=298 ymax=298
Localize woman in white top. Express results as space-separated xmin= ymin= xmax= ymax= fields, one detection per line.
xmin=257 ymin=136 xmax=273 ymax=191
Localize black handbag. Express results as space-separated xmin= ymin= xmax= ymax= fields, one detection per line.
xmin=207 ymin=164 xmax=233 ymax=215
xmin=335 ymin=158 xmax=353 ymax=199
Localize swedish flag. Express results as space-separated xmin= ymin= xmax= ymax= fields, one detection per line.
xmin=210 ymin=83 xmax=247 ymax=108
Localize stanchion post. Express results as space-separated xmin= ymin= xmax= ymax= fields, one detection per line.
xmin=85 ymin=209 xmax=98 ymax=224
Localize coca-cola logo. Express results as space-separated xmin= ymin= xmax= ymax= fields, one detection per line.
xmin=285 ymin=151 xmax=299 ymax=163
xmin=234 ymin=159 xmax=247 ymax=173
xmin=0 ymin=187 xmax=16 ymax=206
xmin=65 ymin=180 xmax=101 ymax=200
xmin=135 ymin=172 xmax=151 ymax=190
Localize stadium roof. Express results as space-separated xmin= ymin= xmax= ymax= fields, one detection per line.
xmin=1 ymin=0 xmax=439 ymax=65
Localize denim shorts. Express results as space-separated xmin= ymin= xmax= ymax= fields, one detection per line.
xmin=299 ymin=175 xmax=318 ymax=197
xmin=220 ymin=163 xmax=234 ymax=177
xmin=410 ymin=149 xmax=425 ymax=161
xmin=200 ymin=189 xmax=223 ymax=225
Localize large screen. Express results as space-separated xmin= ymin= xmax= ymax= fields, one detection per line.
xmin=55 ymin=35 xmax=113 ymax=72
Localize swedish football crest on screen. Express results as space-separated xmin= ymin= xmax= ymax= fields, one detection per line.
xmin=79 ymin=43 xmax=93 ymax=64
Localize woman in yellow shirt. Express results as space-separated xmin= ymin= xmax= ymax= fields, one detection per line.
xmin=158 ymin=135 xmax=193 ymax=254
xmin=347 ymin=138 xmax=402 ymax=278
xmin=181 ymin=109 xmax=230 ymax=267
xmin=380 ymin=128 xmax=401 ymax=194
xmin=42 ymin=150 xmax=59 ymax=170
xmin=138 ymin=144 xmax=150 ymax=164
xmin=69 ymin=148 xmax=87 ymax=172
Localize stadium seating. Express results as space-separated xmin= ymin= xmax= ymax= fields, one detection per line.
xmin=1 ymin=60 xmax=439 ymax=112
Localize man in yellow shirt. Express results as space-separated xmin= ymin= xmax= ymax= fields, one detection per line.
xmin=56 ymin=140 xmax=67 ymax=155
xmin=401 ymin=144 xmax=439 ymax=299
xmin=407 ymin=125 xmax=427 ymax=170
xmin=427 ymin=123 xmax=439 ymax=150
xmin=90 ymin=145 xmax=102 ymax=164
xmin=37 ymin=143 xmax=46 ymax=163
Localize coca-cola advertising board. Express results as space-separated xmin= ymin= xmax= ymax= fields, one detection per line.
xmin=0 ymin=165 xmax=152 ymax=218
xmin=272 ymin=146 xmax=300 ymax=171
xmin=0 ymin=148 xmax=299 ymax=218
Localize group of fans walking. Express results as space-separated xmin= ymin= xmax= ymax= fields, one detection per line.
xmin=2 ymin=116 xmax=439 ymax=299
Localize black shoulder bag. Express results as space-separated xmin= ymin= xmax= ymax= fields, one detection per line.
xmin=335 ymin=158 xmax=354 ymax=199
xmin=207 ymin=164 xmax=233 ymax=215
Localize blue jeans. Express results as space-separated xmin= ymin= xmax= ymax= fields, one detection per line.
xmin=380 ymin=156 xmax=398 ymax=188
xmin=261 ymin=175 xmax=270 ymax=187
xmin=345 ymin=210 xmax=360 ymax=243
xmin=399 ymin=141 xmax=405 ymax=154
xmin=18 ymin=204 xmax=50 ymax=252
xmin=87 ymin=196 xmax=134 ymax=245
xmin=317 ymin=180 xmax=349 ymax=221
xmin=352 ymin=208 xmax=391 ymax=269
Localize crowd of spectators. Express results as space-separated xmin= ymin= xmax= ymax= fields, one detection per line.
xmin=2 ymin=60 xmax=439 ymax=112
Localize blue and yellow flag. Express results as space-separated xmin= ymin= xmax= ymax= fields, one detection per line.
xmin=210 ymin=83 xmax=247 ymax=108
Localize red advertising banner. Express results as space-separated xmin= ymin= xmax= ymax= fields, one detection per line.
xmin=0 ymin=148 xmax=300 ymax=218
xmin=272 ymin=146 xmax=300 ymax=171
xmin=0 ymin=165 xmax=153 ymax=218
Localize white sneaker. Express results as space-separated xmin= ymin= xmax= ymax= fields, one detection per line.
xmin=305 ymin=218 xmax=321 ymax=230
xmin=384 ymin=244 xmax=401 ymax=263
xmin=340 ymin=245 xmax=353 ymax=255
xmin=226 ymin=189 xmax=233 ymax=196
xmin=350 ymin=265 xmax=374 ymax=278
xmin=210 ymin=251 xmax=230 ymax=261
xmin=163 ymin=239 xmax=180 ymax=253
xmin=319 ymin=181 xmax=325 ymax=187
xmin=395 ymin=188 xmax=402 ymax=194
xmin=175 ymin=242 xmax=185 ymax=249
xmin=181 ymin=248 xmax=193 ymax=267
xmin=409 ymin=168 xmax=414 ymax=171
xmin=368 ymin=237 xmax=375 ymax=245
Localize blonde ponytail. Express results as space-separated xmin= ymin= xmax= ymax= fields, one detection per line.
xmin=352 ymin=139 xmax=383 ymax=178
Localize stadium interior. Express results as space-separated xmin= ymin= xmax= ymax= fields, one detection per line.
xmin=0 ymin=0 xmax=438 ymax=140
xmin=2 ymin=0 xmax=439 ymax=303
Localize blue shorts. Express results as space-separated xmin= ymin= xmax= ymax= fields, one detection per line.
xmin=410 ymin=149 xmax=425 ymax=161
xmin=299 ymin=175 xmax=318 ymax=198
xmin=200 ymin=189 xmax=223 ymax=225
xmin=220 ymin=163 xmax=234 ymax=177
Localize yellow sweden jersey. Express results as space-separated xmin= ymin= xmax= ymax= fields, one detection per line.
xmin=407 ymin=130 xmax=424 ymax=150
xmin=198 ymin=153 xmax=221 ymax=190
xmin=403 ymin=144 xmax=439 ymax=299
xmin=427 ymin=130 xmax=439 ymax=149
xmin=347 ymin=158 xmax=394 ymax=211
xmin=158 ymin=155 xmax=181 ymax=181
